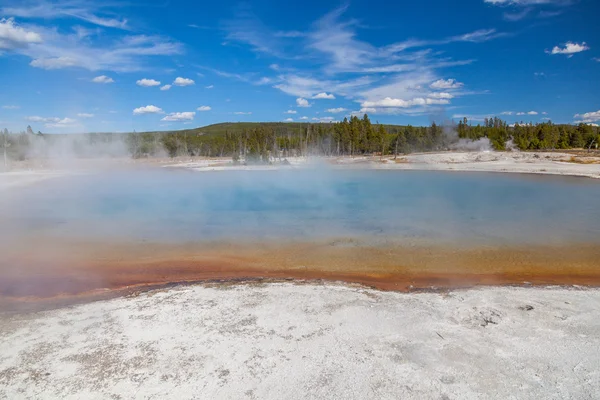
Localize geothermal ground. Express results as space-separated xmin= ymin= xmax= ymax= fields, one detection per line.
xmin=164 ymin=151 xmax=600 ymax=179
xmin=1 ymin=283 xmax=599 ymax=399
xmin=1 ymin=151 xmax=599 ymax=399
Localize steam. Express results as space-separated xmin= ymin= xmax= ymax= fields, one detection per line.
xmin=449 ymin=138 xmax=493 ymax=152
xmin=442 ymin=122 xmax=493 ymax=152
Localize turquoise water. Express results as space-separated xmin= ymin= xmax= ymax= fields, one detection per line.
xmin=2 ymin=168 xmax=600 ymax=246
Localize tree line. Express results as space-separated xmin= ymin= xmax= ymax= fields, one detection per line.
xmin=1 ymin=116 xmax=599 ymax=166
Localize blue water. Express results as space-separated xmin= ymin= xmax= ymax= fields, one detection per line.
xmin=2 ymin=168 xmax=600 ymax=246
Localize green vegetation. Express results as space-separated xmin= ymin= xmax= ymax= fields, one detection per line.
xmin=1 ymin=117 xmax=599 ymax=166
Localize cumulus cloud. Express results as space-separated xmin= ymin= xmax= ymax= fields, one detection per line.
xmin=136 ymin=78 xmax=161 ymax=87
xmin=296 ymin=97 xmax=311 ymax=107
xmin=161 ymin=111 xmax=195 ymax=121
xmin=311 ymin=92 xmax=336 ymax=99
xmin=299 ymin=116 xmax=308 ymax=120
xmin=234 ymin=111 xmax=252 ymax=115
xmin=284 ymin=118 xmax=294 ymax=122
xmin=326 ymin=107 xmax=347 ymax=113
xmin=284 ymin=110 xmax=297 ymax=114
xmin=77 ymin=113 xmax=94 ymax=118
xmin=173 ymin=77 xmax=195 ymax=86
xmin=92 ymin=75 xmax=114 ymax=83
xmin=133 ymin=105 xmax=163 ymax=115
xmin=160 ymin=84 xmax=171 ymax=91
xmin=430 ymin=79 xmax=464 ymax=90
xmin=197 ymin=106 xmax=211 ymax=111
xmin=361 ymin=97 xmax=450 ymax=108
xmin=0 ymin=18 xmax=42 ymax=50
xmin=546 ymin=42 xmax=589 ymax=56
xmin=205 ymin=84 xmax=214 ymax=89
xmin=574 ymin=110 xmax=600 ymax=123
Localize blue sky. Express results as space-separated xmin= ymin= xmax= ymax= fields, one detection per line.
xmin=0 ymin=0 xmax=598 ymax=133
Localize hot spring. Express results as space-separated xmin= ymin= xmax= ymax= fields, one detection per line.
xmin=1 ymin=167 xmax=600 ymax=305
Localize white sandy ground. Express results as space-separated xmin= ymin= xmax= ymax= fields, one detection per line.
xmin=165 ymin=152 xmax=600 ymax=179
xmin=1 ymin=283 xmax=599 ymax=399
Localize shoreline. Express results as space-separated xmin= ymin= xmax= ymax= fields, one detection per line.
xmin=163 ymin=151 xmax=600 ymax=179
xmin=1 ymin=151 xmax=599 ymax=188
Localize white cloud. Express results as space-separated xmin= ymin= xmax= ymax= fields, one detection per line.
xmin=312 ymin=116 xmax=335 ymax=123
xmin=2 ymin=2 xmax=128 ymax=29
xmin=513 ymin=111 xmax=537 ymax=116
xmin=0 ymin=18 xmax=42 ymax=50
xmin=160 ymin=84 xmax=171 ymax=91
xmin=299 ymin=116 xmax=308 ymax=120
xmin=2 ymin=105 xmax=19 ymax=109
xmin=269 ymin=63 xmax=280 ymax=70
xmin=26 ymin=116 xmax=52 ymax=122
xmin=26 ymin=115 xmax=77 ymax=128
xmin=311 ymin=92 xmax=336 ymax=99
xmin=502 ymin=7 xmax=533 ymax=21
xmin=197 ymin=106 xmax=211 ymax=111
xmin=484 ymin=0 xmax=571 ymax=5
xmin=284 ymin=118 xmax=293 ymax=122
xmin=501 ymin=111 xmax=514 ymax=115
xmin=296 ymin=97 xmax=311 ymax=107
xmin=574 ymin=110 xmax=600 ymax=123
xmin=428 ymin=92 xmax=454 ymax=99
xmin=136 ymin=78 xmax=161 ymax=87
xmin=173 ymin=77 xmax=195 ymax=86
xmin=45 ymin=117 xmax=76 ymax=128
xmin=77 ymin=113 xmax=94 ymax=118
xmin=31 ymin=56 xmax=79 ymax=69
xmin=92 ymin=75 xmax=114 ymax=83
xmin=274 ymin=75 xmax=373 ymax=98
xmin=22 ymin=28 xmax=183 ymax=72
xmin=547 ymin=42 xmax=589 ymax=56
xmin=430 ymin=79 xmax=464 ymax=90
xmin=234 ymin=112 xmax=252 ymax=115
xmin=255 ymin=77 xmax=272 ymax=85
xmin=161 ymin=111 xmax=195 ymax=121
xmin=284 ymin=110 xmax=297 ymax=114
xmin=542 ymin=111 xmax=548 ymax=115
xmin=326 ymin=107 xmax=347 ymax=113
xmin=133 ymin=105 xmax=163 ymax=115
xmin=594 ymin=58 xmax=600 ymax=62
xmin=361 ymin=97 xmax=450 ymax=108
xmin=205 ymin=85 xmax=214 ymax=89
